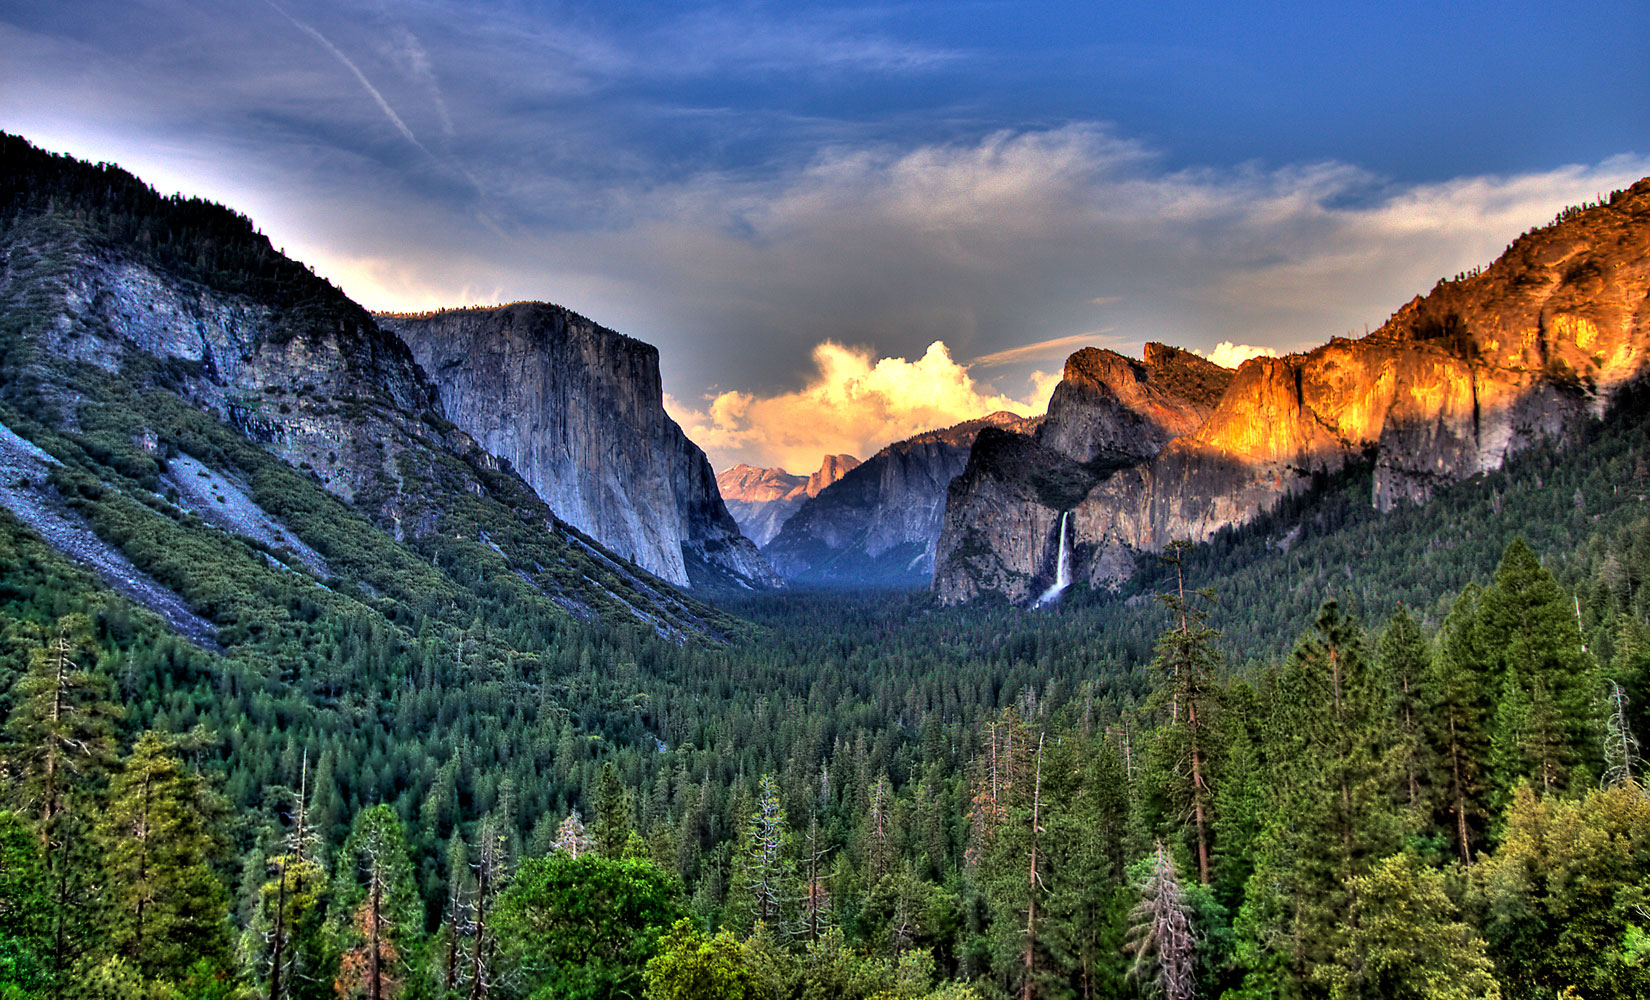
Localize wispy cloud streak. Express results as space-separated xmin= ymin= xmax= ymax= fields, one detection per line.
xmin=266 ymin=2 xmax=429 ymax=154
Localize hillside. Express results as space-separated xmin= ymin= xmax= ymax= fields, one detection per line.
xmin=936 ymin=178 xmax=1650 ymax=604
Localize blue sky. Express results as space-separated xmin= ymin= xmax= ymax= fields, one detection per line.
xmin=3 ymin=1 xmax=1647 ymax=470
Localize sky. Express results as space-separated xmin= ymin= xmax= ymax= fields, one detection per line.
xmin=3 ymin=1 xmax=1648 ymax=473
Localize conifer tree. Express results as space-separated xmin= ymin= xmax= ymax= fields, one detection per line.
xmin=1376 ymin=608 xmax=1434 ymax=820
xmin=332 ymin=805 xmax=421 ymax=1000
xmin=1431 ymin=585 xmax=1494 ymax=865
xmin=1603 ymin=680 xmax=1643 ymax=789
xmin=3 ymin=614 xmax=120 ymax=985
xmin=733 ymin=774 xmax=795 ymax=933
xmin=594 ymin=761 xmax=632 ymax=859
xmin=97 ymin=730 xmax=233 ymax=988
xmin=1145 ymin=542 xmax=1222 ymax=884
xmin=1477 ymin=539 xmax=1603 ymax=799
xmin=4 ymin=615 xmax=119 ymax=852
xmin=0 ymin=812 xmax=50 ymax=994
xmin=1237 ymin=603 xmax=1401 ymax=994
xmin=254 ymin=752 xmax=327 ymax=1000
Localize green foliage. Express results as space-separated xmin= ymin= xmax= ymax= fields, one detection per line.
xmin=1476 ymin=784 xmax=1650 ymax=1000
xmin=1329 ymin=853 xmax=1498 ymax=1000
xmin=0 ymin=814 xmax=49 ymax=996
xmin=643 ymin=918 xmax=765 ymax=1000
xmin=495 ymin=853 xmax=684 ymax=1000
xmin=95 ymin=730 xmax=233 ymax=989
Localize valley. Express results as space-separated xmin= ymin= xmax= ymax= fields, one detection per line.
xmin=0 ymin=132 xmax=1647 ymax=1000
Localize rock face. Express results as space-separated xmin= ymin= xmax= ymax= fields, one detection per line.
xmin=718 ymin=454 xmax=860 ymax=547
xmin=0 ymin=133 xmax=743 ymax=638
xmin=935 ymin=177 xmax=1650 ymax=604
xmin=379 ymin=305 xmax=782 ymax=590
xmin=935 ymin=347 xmax=1232 ymax=603
xmin=766 ymin=412 xmax=1040 ymax=585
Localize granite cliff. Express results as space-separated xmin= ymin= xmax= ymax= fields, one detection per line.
xmin=718 ymin=454 xmax=859 ymax=547
xmin=766 ymin=412 xmax=1040 ymax=585
xmin=0 ymin=134 xmax=741 ymax=639
xmin=379 ymin=305 xmax=782 ymax=591
xmin=935 ymin=178 xmax=1650 ymax=604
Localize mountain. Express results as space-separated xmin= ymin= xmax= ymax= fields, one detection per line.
xmin=378 ymin=305 xmax=782 ymax=591
xmin=0 ymin=132 xmax=743 ymax=642
xmin=717 ymin=454 xmax=859 ymax=547
xmin=935 ymin=177 xmax=1650 ymax=604
xmin=764 ymin=411 xmax=1040 ymax=585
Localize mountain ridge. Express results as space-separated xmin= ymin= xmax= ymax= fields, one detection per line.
xmin=935 ymin=176 xmax=1650 ymax=604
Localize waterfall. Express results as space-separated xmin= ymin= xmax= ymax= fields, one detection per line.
xmin=1032 ymin=511 xmax=1072 ymax=608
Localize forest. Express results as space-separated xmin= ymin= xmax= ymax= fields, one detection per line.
xmin=2 ymin=133 xmax=1649 ymax=1000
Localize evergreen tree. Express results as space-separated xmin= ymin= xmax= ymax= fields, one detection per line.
xmin=332 ymin=805 xmax=422 ymax=1000
xmin=1144 ymin=543 xmax=1223 ymax=884
xmin=251 ymin=754 xmax=328 ymax=1000
xmin=1236 ymin=603 xmax=1401 ymax=996
xmin=96 ymin=730 xmax=234 ymax=989
xmin=594 ymin=762 xmax=632 ymax=860
xmin=731 ymin=774 xmax=795 ymax=934
xmin=1430 ymin=586 xmax=1494 ymax=865
xmin=1477 ymin=539 xmax=1603 ymax=799
xmin=3 ymin=615 xmax=119 ymax=849
xmin=2 ymin=614 xmax=120 ymax=987
xmin=0 ymin=812 xmax=50 ymax=994
xmin=1375 ymin=608 xmax=1434 ymax=821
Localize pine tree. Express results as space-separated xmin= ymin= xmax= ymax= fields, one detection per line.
xmin=254 ymin=752 xmax=327 ymax=1000
xmin=4 ymin=615 xmax=119 ymax=852
xmin=1236 ymin=602 xmax=1401 ymax=994
xmin=552 ymin=809 xmax=595 ymax=857
xmin=1145 ymin=543 xmax=1223 ymax=884
xmin=1603 ymin=680 xmax=1643 ymax=789
xmin=1431 ymin=585 xmax=1494 ymax=866
xmin=96 ymin=730 xmax=233 ymax=987
xmin=332 ymin=805 xmax=421 ymax=1000
xmin=1477 ymin=539 xmax=1603 ymax=799
xmin=1376 ymin=608 xmax=1434 ymax=820
xmin=3 ymin=614 xmax=120 ymax=985
xmin=0 ymin=812 xmax=50 ymax=994
xmin=594 ymin=761 xmax=632 ymax=860
xmin=734 ymin=774 xmax=794 ymax=933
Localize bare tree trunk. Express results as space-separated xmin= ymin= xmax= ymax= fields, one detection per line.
xmin=369 ymin=872 xmax=383 ymax=1000
xmin=1449 ymin=718 xmax=1472 ymax=867
xmin=1022 ymin=733 xmax=1045 ymax=1000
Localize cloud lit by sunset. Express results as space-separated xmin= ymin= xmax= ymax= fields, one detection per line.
xmin=669 ymin=340 xmax=1059 ymax=473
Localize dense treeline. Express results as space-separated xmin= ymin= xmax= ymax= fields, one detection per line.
xmin=2 ymin=531 xmax=1648 ymax=999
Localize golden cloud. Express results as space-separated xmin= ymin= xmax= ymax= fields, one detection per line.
xmin=668 ymin=339 xmax=1059 ymax=473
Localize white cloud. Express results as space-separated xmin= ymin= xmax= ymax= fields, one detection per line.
xmin=1196 ymin=342 xmax=1280 ymax=368
xmin=666 ymin=340 xmax=1057 ymax=473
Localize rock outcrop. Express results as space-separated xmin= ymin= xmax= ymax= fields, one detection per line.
xmin=718 ymin=454 xmax=860 ymax=547
xmin=379 ymin=305 xmax=782 ymax=590
xmin=766 ymin=412 xmax=1040 ymax=585
xmin=935 ymin=178 xmax=1650 ymax=604
xmin=0 ymin=133 xmax=743 ymax=638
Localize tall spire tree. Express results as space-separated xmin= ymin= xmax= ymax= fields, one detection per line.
xmin=1146 ymin=541 xmax=1222 ymax=885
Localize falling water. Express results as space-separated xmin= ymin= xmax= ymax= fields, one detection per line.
xmin=1033 ymin=511 xmax=1072 ymax=608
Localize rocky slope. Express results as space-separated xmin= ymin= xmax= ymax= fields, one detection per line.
xmin=766 ymin=412 xmax=1040 ymax=585
xmin=378 ymin=305 xmax=781 ymax=591
xmin=935 ymin=178 xmax=1650 ymax=604
xmin=0 ymin=133 xmax=742 ymax=640
xmin=718 ymin=454 xmax=859 ymax=547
